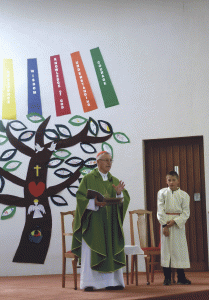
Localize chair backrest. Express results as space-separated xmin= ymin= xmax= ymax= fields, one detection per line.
xmin=60 ymin=210 xmax=76 ymax=254
xmin=129 ymin=209 xmax=156 ymax=248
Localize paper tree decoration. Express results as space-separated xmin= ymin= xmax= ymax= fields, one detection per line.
xmin=0 ymin=114 xmax=130 ymax=264
xmin=0 ymin=116 xmax=112 ymax=264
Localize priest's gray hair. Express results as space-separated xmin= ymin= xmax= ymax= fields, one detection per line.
xmin=96 ymin=151 xmax=112 ymax=161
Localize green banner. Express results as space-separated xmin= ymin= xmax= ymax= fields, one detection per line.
xmin=90 ymin=47 xmax=119 ymax=108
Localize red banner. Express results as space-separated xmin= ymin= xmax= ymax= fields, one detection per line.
xmin=71 ymin=51 xmax=97 ymax=113
xmin=50 ymin=55 xmax=71 ymax=116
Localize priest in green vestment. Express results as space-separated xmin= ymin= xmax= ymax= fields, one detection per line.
xmin=71 ymin=151 xmax=130 ymax=291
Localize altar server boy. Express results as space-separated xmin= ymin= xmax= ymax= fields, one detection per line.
xmin=157 ymin=171 xmax=191 ymax=285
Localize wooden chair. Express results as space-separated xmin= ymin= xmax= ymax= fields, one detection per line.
xmin=127 ymin=209 xmax=175 ymax=285
xmin=60 ymin=210 xmax=80 ymax=289
xmin=127 ymin=209 xmax=161 ymax=285
xmin=124 ymin=243 xmax=144 ymax=286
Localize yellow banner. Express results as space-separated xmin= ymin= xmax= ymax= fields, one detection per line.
xmin=2 ymin=59 xmax=16 ymax=119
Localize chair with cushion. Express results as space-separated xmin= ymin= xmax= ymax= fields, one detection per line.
xmin=125 ymin=209 xmax=175 ymax=285
xmin=125 ymin=209 xmax=161 ymax=285
xmin=60 ymin=210 xmax=80 ymax=289
xmin=124 ymin=243 xmax=145 ymax=285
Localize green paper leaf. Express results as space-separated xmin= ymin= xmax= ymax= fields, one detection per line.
xmin=26 ymin=112 xmax=45 ymax=123
xmin=0 ymin=135 xmax=8 ymax=146
xmin=1 ymin=206 xmax=16 ymax=220
xmin=0 ymin=121 xmax=6 ymax=133
xmin=102 ymin=142 xmax=114 ymax=158
xmin=68 ymin=115 xmax=87 ymax=126
xmin=3 ymin=160 xmax=22 ymax=172
xmin=53 ymin=149 xmax=71 ymax=159
xmin=79 ymin=167 xmax=92 ymax=176
xmin=113 ymin=132 xmax=130 ymax=144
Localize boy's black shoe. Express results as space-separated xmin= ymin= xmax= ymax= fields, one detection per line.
xmin=177 ymin=278 xmax=191 ymax=285
xmin=163 ymin=279 xmax=171 ymax=286
xmin=84 ymin=286 xmax=94 ymax=291
xmin=106 ymin=285 xmax=124 ymax=290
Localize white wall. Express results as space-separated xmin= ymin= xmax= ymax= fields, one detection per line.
xmin=0 ymin=0 xmax=209 ymax=276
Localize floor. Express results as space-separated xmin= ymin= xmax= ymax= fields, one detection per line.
xmin=0 ymin=272 xmax=209 ymax=300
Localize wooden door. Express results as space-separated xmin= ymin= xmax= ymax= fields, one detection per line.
xmin=144 ymin=136 xmax=208 ymax=271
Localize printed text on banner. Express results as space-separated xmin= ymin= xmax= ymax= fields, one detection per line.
xmin=2 ymin=59 xmax=17 ymax=120
xmin=71 ymin=51 xmax=97 ymax=113
xmin=27 ymin=58 xmax=42 ymax=115
xmin=90 ymin=47 xmax=119 ymax=108
xmin=50 ymin=55 xmax=71 ymax=116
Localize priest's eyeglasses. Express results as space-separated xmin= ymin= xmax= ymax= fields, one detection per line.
xmin=98 ymin=159 xmax=113 ymax=163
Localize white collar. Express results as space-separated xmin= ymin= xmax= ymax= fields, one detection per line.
xmin=168 ymin=187 xmax=180 ymax=193
xmin=98 ymin=170 xmax=108 ymax=181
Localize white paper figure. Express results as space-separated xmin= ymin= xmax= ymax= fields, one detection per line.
xmin=28 ymin=199 xmax=46 ymax=219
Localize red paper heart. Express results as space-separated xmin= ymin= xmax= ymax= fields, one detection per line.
xmin=28 ymin=182 xmax=45 ymax=197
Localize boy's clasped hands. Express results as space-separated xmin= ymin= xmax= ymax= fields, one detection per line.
xmin=163 ymin=220 xmax=176 ymax=237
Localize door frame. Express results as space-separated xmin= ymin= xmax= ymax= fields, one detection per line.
xmin=143 ymin=135 xmax=208 ymax=271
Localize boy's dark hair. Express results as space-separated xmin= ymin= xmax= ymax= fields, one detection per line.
xmin=166 ymin=171 xmax=179 ymax=179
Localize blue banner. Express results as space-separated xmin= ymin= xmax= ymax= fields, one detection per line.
xmin=27 ymin=59 xmax=42 ymax=115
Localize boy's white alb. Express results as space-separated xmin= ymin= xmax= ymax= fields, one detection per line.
xmin=157 ymin=187 xmax=190 ymax=269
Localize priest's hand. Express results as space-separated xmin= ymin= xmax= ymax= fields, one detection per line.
xmin=112 ymin=181 xmax=125 ymax=195
xmin=163 ymin=227 xmax=169 ymax=237
xmin=166 ymin=220 xmax=175 ymax=228
xmin=95 ymin=196 xmax=106 ymax=207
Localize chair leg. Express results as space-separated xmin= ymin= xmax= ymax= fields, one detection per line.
xmin=72 ymin=256 xmax=78 ymax=290
xmin=131 ymin=255 xmax=134 ymax=284
xmin=135 ymin=255 xmax=138 ymax=286
xmin=145 ymin=255 xmax=150 ymax=285
xmin=126 ymin=255 xmax=129 ymax=285
xmin=151 ymin=255 xmax=155 ymax=283
xmin=62 ymin=256 xmax=66 ymax=288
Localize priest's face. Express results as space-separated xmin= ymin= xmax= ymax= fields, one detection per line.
xmin=97 ymin=153 xmax=113 ymax=174
xmin=166 ymin=175 xmax=179 ymax=191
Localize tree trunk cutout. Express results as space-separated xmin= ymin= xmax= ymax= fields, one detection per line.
xmin=0 ymin=116 xmax=112 ymax=264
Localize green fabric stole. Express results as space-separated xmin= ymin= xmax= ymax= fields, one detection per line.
xmin=71 ymin=168 xmax=130 ymax=272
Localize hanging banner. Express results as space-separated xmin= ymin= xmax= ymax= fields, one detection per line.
xmin=50 ymin=55 xmax=71 ymax=117
xmin=2 ymin=59 xmax=17 ymax=120
xmin=27 ymin=59 xmax=42 ymax=115
xmin=90 ymin=47 xmax=119 ymax=108
xmin=71 ymin=51 xmax=97 ymax=113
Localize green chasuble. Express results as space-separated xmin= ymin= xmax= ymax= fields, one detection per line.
xmin=71 ymin=168 xmax=130 ymax=273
